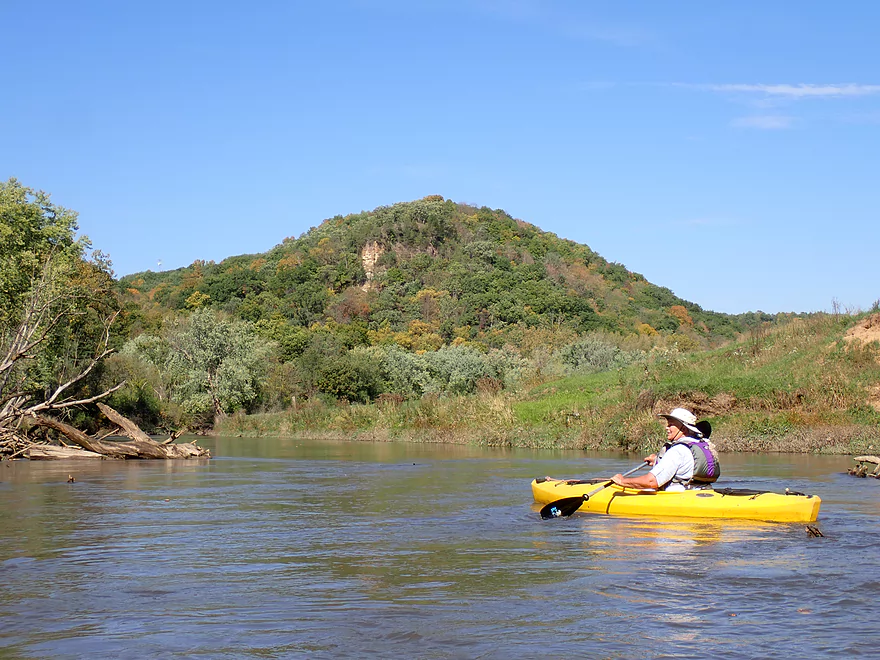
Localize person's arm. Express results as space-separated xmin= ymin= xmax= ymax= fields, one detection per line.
xmin=611 ymin=471 xmax=659 ymax=489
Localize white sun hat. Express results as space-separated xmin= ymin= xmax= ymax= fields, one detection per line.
xmin=657 ymin=407 xmax=703 ymax=437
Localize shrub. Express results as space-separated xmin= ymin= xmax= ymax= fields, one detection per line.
xmin=375 ymin=344 xmax=521 ymax=398
xmin=557 ymin=335 xmax=639 ymax=373
xmin=380 ymin=346 xmax=433 ymax=397
xmin=316 ymin=350 xmax=385 ymax=403
xmin=423 ymin=344 xmax=500 ymax=395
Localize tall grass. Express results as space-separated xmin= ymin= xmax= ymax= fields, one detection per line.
xmin=216 ymin=313 xmax=880 ymax=454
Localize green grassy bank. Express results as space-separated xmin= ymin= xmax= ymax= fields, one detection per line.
xmin=216 ymin=313 xmax=880 ymax=455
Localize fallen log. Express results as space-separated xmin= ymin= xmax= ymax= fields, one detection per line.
xmin=848 ymin=455 xmax=880 ymax=478
xmin=97 ymin=403 xmax=155 ymax=444
xmin=26 ymin=445 xmax=105 ymax=460
xmin=28 ymin=404 xmax=210 ymax=460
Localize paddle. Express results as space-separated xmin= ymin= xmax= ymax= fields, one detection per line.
xmin=540 ymin=461 xmax=649 ymax=519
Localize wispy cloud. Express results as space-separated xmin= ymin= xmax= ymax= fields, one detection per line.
xmin=695 ymin=83 xmax=880 ymax=99
xmin=731 ymin=115 xmax=795 ymax=130
xmin=676 ymin=83 xmax=880 ymax=126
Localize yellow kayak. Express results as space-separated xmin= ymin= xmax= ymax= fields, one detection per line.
xmin=532 ymin=477 xmax=821 ymax=523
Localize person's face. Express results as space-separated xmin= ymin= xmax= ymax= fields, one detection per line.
xmin=665 ymin=419 xmax=685 ymax=441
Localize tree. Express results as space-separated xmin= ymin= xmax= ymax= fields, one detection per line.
xmin=0 ymin=178 xmax=90 ymax=327
xmin=668 ymin=305 xmax=694 ymax=327
xmin=0 ymin=178 xmax=124 ymax=455
xmin=125 ymin=308 xmax=275 ymax=422
xmin=316 ymin=349 xmax=385 ymax=403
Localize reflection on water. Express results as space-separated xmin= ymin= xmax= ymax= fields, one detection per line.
xmin=586 ymin=517 xmax=777 ymax=555
xmin=0 ymin=439 xmax=876 ymax=658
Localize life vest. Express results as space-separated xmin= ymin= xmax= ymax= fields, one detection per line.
xmin=658 ymin=438 xmax=721 ymax=486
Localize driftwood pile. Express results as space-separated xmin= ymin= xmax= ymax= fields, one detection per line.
xmin=848 ymin=455 xmax=880 ymax=478
xmin=23 ymin=403 xmax=210 ymax=460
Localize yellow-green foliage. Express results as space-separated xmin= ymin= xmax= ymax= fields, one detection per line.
xmin=216 ymin=313 xmax=880 ymax=454
xmin=536 ymin=313 xmax=880 ymax=453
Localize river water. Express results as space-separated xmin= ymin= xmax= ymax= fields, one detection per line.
xmin=0 ymin=438 xmax=877 ymax=659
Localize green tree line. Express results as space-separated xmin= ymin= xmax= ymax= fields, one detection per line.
xmin=3 ymin=180 xmax=801 ymax=440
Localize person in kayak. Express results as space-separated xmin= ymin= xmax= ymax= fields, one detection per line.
xmin=611 ymin=407 xmax=721 ymax=491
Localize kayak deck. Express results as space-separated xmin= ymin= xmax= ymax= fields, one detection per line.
xmin=532 ymin=477 xmax=821 ymax=522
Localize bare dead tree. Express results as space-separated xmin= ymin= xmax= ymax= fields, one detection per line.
xmin=0 ymin=256 xmax=205 ymax=459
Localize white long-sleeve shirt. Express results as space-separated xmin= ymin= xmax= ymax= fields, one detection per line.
xmin=649 ymin=444 xmax=695 ymax=491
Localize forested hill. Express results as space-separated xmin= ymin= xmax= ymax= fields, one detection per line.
xmin=117 ymin=196 xmax=772 ymax=348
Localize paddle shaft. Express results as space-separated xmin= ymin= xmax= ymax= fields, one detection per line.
xmin=584 ymin=461 xmax=649 ymax=500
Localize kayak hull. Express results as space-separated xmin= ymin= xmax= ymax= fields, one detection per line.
xmin=532 ymin=478 xmax=821 ymax=522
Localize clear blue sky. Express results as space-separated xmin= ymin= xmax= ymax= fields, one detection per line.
xmin=3 ymin=1 xmax=878 ymax=314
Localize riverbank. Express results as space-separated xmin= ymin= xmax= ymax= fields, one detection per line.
xmin=215 ymin=313 xmax=880 ymax=455
xmin=214 ymin=397 xmax=878 ymax=455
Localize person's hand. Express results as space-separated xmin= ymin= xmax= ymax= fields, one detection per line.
xmin=643 ymin=453 xmax=658 ymax=466
xmin=611 ymin=473 xmax=625 ymax=485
